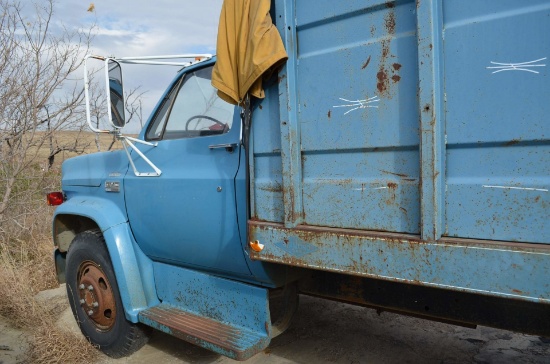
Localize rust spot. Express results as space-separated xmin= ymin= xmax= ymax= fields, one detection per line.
xmin=381 ymin=42 xmax=390 ymax=59
xmin=505 ymin=139 xmax=520 ymax=146
xmin=423 ymin=104 xmax=431 ymax=112
xmin=327 ymin=110 xmax=331 ymax=119
xmin=386 ymin=2 xmax=395 ymax=8
xmin=376 ymin=9 xmax=396 ymax=98
xmin=283 ymin=238 xmax=289 ymax=244
xmin=399 ymin=207 xmax=408 ymax=214
xmin=384 ymin=9 xmax=396 ymax=35
xmin=377 ymin=70 xmax=388 ymax=93
xmin=512 ymin=289 xmax=523 ymax=294
xmin=391 ymin=75 xmax=401 ymax=83
xmin=387 ymin=182 xmax=398 ymax=189
xmin=535 ymin=196 xmax=541 ymax=203
xmin=278 ymin=74 xmax=286 ymax=84
xmin=362 ymin=55 xmax=371 ymax=70
xmin=392 ymin=63 xmax=402 ymax=71
xmin=380 ymin=170 xmax=409 ymax=178
xmin=259 ymin=184 xmax=283 ymax=193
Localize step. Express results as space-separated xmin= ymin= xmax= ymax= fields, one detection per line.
xmin=139 ymin=303 xmax=270 ymax=361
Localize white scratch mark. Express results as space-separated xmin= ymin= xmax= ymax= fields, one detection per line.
xmin=483 ymin=185 xmax=548 ymax=192
xmin=487 ymin=57 xmax=547 ymax=74
xmin=333 ymin=96 xmax=380 ymax=115
xmin=373 ymin=186 xmax=388 ymax=190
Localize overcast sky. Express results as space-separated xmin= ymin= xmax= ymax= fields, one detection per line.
xmin=57 ymin=0 xmax=224 ymax=133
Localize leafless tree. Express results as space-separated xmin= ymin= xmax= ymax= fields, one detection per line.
xmin=0 ymin=0 xmax=93 ymax=222
xmin=87 ymin=80 xmax=147 ymax=152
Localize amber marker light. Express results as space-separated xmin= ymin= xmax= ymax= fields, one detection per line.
xmin=46 ymin=192 xmax=64 ymax=206
xmin=249 ymin=240 xmax=264 ymax=252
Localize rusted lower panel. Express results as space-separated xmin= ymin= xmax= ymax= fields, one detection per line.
xmin=299 ymin=270 xmax=550 ymax=337
xmin=248 ymin=221 xmax=550 ymax=304
xmin=139 ymin=304 xmax=270 ymax=361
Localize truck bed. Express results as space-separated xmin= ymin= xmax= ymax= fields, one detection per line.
xmin=248 ymin=0 xmax=550 ymax=305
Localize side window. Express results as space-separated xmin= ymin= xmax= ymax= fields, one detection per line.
xmin=146 ymin=65 xmax=235 ymax=140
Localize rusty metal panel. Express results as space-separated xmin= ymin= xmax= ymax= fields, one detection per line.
xmin=299 ymin=271 xmax=550 ymax=337
xmin=273 ymin=0 xmax=421 ymax=233
xmin=275 ymin=0 xmax=304 ymax=228
xmin=143 ymin=262 xmax=271 ymax=360
xmin=417 ymin=0 xmax=446 ymax=241
xmin=249 ymin=221 xmax=550 ymax=304
xmin=139 ymin=304 xmax=270 ymax=361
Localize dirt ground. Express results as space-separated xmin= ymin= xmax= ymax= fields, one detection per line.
xmin=1 ymin=285 xmax=549 ymax=364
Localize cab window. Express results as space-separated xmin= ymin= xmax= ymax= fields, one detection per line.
xmin=146 ymin=65 xmax=234 ymax=140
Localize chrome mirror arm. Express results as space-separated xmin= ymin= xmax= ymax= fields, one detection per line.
xmin=120 ymin=136 xmax=162 ymax=177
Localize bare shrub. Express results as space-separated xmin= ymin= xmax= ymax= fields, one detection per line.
xmin=0 ymin=0 xmax=94 ymax=224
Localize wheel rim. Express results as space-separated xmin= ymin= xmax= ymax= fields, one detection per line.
xmin=76 ymin=260 xmax=116 ymax=331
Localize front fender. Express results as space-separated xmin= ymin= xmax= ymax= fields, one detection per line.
xmin=53 ymin=196 xmax=158 ymax=322
xmin=54 ymin=195 xmax=127 ymax=235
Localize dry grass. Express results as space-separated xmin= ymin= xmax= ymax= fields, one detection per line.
xmin=0 ymin=133 xmax=107 ymax=363
xmin=0 ymin=233 xmax=100 ymax=363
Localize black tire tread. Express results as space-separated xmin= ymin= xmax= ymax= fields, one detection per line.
xmin=66 ymin=228 xmax=150 ymax=358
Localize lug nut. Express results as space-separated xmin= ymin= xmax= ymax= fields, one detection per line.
xmin=87 ymin=285 xmax=94 ymax=291
xmin=79 ymin=299 xmax=85 ymax=305
xmin=79 ymin=284 xmax=85 ymax=290
xmin=87 ymin=310 xmax=94 ymax=316
xmin=92 ymin=302 xmax=99 ymax=307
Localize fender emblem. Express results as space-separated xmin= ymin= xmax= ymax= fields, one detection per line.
xmin=105 ymin=181 xmax=120 ymax=192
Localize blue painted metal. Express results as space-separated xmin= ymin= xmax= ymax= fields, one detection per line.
xmin=417 ymin=0 xmax=445 ymax=241
xmin=249 ymin=222 xmax=550 ymax=304
xmin=138 ymin=262 xmax=271 ymax=359
xmin=255 ymin=0 xmax=422 ymax=234
xmin=250 ymin=0 xmax=550 ymax=304
xmin=274 ymin=0 xmax=303 ymax=228
xmin=442 ymin=0 xmax=550 ymax=243
xmin=152 ymin=262 xmax=270 ymax=333
xmin=124 ymin=61 xmax=252 ymax=278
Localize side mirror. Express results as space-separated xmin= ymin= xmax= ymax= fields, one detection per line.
xmin=107 ymin=59 xmax=126 ymax=128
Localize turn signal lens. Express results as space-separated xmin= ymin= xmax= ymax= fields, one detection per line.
xmin=249 ymin=240 xmax=264 ymax=252
xmin=47 ymin=192 xmax=64 ymax=206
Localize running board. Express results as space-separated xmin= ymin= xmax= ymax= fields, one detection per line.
xmin=139 ymin=262 xmax=272 ymax=361
xmin=138 ymin=304 xmax=270 ymax=360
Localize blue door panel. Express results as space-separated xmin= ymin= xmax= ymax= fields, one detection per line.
xmin=124 ymin=126 xmax=250 ymax=276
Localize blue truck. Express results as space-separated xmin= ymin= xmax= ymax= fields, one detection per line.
xmin=50 ymin=0 xmax=550 ymax=360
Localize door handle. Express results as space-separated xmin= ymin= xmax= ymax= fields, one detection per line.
xmin=209 ymin=143 xmax=238 ymax=153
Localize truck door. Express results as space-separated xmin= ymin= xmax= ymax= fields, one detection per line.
xmin=124 ymin=64 xmax=251 ymax=277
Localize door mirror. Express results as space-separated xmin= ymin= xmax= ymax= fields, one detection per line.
xmin=108 ymin=59 xmax=126 ymax=128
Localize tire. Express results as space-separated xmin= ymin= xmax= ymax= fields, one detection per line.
xmin=66 ymin=229 xmax=149 ymax=358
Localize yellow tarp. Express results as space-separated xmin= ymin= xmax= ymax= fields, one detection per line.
xmin=211 ymin=0 xmax=288 ymax=105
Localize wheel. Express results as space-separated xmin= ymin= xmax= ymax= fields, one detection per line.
xmin=65 ymin=229 xmax=149 ymax=358
xmin=185 ymin=114 xmax=225 ymax=130
xmin=269 ymin=282 xmax=299 ymax=338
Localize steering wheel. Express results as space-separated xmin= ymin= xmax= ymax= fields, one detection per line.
xmin=185 ymin=115 xmax=225 ymax=131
